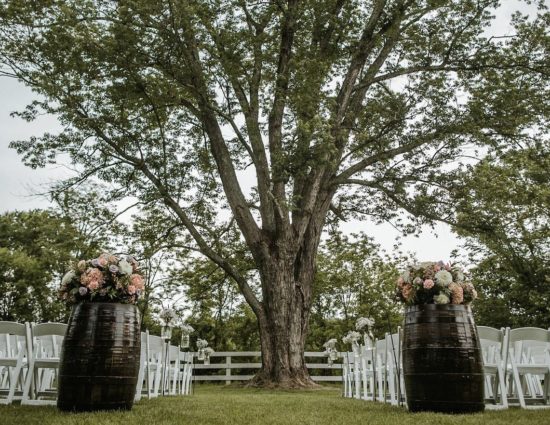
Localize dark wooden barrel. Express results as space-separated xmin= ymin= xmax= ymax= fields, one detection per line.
xmin=58 ymin=302 xmax=141 ymax=412
xmin=402 ymin=304 xmax=484 ymax=413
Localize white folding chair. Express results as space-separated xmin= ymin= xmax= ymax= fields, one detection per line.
xmin=180 ymin=351 xmax=193 ymax=396
xmin=359 ymin=345 xmax=376 ymax=401
xmin=342 ymin=352 xmax=356 ymax=398
xmin=0 ymin=321 xmax=29 ymax=404
xmin=374 ymin=338 xmax=388 ymax=403
xmin=146 ymin=334 xmax=165 ymax=398
xmin=164 ymin=345 xmax=180 ymax=395
xmin=386 ymin=330 xmax=404 ymax=406
xmin=134 ymin=331 xmax=149 ymax=402
xmin=21 ymin=322 xmax=67 ymax=405
xmin=478 ymin=326 xmax=508 ymax=409
xmin=507 ymin=327 xmax=550 ymax=409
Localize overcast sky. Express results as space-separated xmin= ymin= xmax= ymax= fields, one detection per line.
xmin=0 ymin=1 xmax=534 ymax=261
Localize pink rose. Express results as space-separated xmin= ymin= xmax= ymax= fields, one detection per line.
xmin=98 ymin=257 xmax=108 ymax=267
xmin=423 ymin=279 xmax=434 ymax=289
xmin=127 ymin=285 xmax=136 ymax=295
xmin=88 ymin=280 xmax=99 ymax=290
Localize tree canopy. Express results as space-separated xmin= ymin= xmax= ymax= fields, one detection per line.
xmin=1 ymin=0 xmax=548 ymax=386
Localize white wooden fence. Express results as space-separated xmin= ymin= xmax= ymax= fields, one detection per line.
xmin=191 ymin=351 xmax=344 ymax=383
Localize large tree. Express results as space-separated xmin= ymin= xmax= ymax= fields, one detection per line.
xmin=0 ymin=0 xmax=547 ymax=386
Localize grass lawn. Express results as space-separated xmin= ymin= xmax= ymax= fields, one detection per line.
xmin=2 ymin=384 xmax=550 ymax=425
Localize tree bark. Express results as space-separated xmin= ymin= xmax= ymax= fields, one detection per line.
xmin=248 ymin=191 xmax=333 ymax=388
xmin=250 ymin=253 xmax=316 ymax=388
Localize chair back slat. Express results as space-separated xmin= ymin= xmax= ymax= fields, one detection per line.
xmin=509 ymin=327 xmax=550 ymax=344
xmin=0 ymin=321 xmax=27 ymax=336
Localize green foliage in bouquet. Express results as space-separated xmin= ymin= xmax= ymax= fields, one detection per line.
xmin=396 ymin=261 xmax=477 ymax=306
xmin=59 ymin=253 xmax=145 ymax=304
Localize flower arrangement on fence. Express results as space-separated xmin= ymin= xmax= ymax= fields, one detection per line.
xmin=196 ymin=339 xmax=213 ymax=363
xmin=323 ymin=338 xmax=339 ymax=364
xmin=396 ymin=261 xmax=478 ymax=305
xmin=59 ymin=253 xmax=144 ymax=304
xmin=202 ymin=347 xmax=215 ymax=364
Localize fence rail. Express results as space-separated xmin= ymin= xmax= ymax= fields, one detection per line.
xmin=191 ymin=351 xmax=345 ymax=383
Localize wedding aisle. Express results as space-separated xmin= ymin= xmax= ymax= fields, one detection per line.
xmin=2 ymin=385 xmax=550 ymax=425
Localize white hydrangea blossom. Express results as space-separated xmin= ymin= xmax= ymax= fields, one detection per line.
xmin=435 ymin=270 xmax=453 ymax=286
xmin=61 ymin=270 xmax=76 ymax=286
xmin=434 ymin=293 xmax=450 ymax=304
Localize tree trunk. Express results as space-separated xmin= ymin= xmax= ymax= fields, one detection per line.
xmin=249 ymin=256 xmax=317 ymax=388
xmin=249 ymin=206 xmax=329 ymax=388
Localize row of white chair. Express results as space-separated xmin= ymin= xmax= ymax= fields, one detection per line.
xmin=134 ymin=330 xmax=193 ymax=400
xmin=342 ymin=329 xmax=404 ymax=406
xmin=478 ymin=326 xmax=550 ymax=409
xmin=342 ymin=326 xmax=550 ymax=410
xmin=0 ymin=321 xmax=67 ymax=405
xmin=0 ymin=321 xmax=193 ymax=405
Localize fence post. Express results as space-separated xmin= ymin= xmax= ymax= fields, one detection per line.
xmin=226 ymin=355 xmax=231 ymax=385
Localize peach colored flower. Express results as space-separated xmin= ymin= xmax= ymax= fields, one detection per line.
xmin=77 ymin=260 xmax=87 ymax=271
xmin=127 ymin=285 xmax=136 ymax=295
xmin=88 ymin=280 xmax=99 ymax=291
xmin=402 ymin=284 xmax=414 ymax=301
xmin=449 ymin=283 xmax=464 ymax=304
xmin=81 ymin=267 xmax=104 ymax=286
xmin=108 ymin=255 xmax=118 ymax=264
xmin=423 ymin=279 xmax=434 ymax=289
xmin=130 ymin=274 xmax=144 ymax=290
xmin=98 ymin=257 xmax=108 ymax=267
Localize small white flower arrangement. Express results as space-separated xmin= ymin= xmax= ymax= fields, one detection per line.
xmin=180 ymin=324 xmax=194 ymax=335
xmin=343 ymin=331 xmax=362 ymax=356
xmin=323 ymin=338 xmax=339 ymax=364
xmin=355 ymin=317 xmax=374 ymax=331
xmin=159 ymin=308 xmax=177 ymax=326
xmin=356 ymin=317 xmax=375 ymax=348
xmin=180 ymin=324 xmax=194 ymax=348
xmin=342 ymin=331 xmax=361 ymax=345
xmin=196 ymin=338 xmax=209 ymax=349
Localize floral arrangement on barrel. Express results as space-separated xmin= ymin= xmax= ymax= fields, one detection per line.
xmin=323 ymin=338 xmax=339 ymax=365
xmin=356 ymin=317 xmax=375 ymax=348
xmin=396 ymin=261 xmax=478 ymax=305
xmin=342 ymin=330 xmax=362 ymax=356
xmin=59 ymin=253 xmax=144 ymax=304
